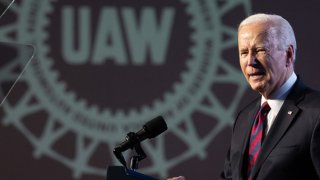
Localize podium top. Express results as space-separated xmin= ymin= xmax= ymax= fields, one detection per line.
xmin=107 ymin=166 xmax=158 ymax=180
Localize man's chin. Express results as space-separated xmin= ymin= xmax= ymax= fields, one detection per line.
xmin=249 ymin=83 xmax=266 ymax=93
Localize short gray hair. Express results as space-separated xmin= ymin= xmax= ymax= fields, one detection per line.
xmin=238 ymin=13 xmax=297 ymax=61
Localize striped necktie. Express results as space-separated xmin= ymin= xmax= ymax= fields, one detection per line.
xmin=247 ymin=101 xmax=271 ymax=180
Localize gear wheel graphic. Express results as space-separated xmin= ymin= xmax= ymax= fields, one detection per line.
xmin=0 ymin=0 xmax=251 ymax=179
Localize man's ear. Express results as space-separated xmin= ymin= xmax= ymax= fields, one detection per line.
xmin=286 ymin=45 xmax=295 ymax=66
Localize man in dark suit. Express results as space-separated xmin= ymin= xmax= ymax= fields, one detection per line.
xmin=220 ymin=13 xmax=320 ymax=180
xmin=168 ymin=13 xmax=320 ymax=180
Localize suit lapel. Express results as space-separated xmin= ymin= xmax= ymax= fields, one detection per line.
xmin=250 ymin=79 xmax=306 ymax=178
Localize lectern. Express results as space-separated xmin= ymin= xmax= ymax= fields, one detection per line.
xmin=107 ymin=166 xmax=158 ymax=180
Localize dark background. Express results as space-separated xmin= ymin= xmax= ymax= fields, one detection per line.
xmin=1 ymin=0 xmax=320 ymax=180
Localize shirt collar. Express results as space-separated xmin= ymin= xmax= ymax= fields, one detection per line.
xmin=262 ymin=72 xmax=297 ymax=104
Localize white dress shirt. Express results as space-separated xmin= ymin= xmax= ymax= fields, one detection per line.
xmin=261 ymin=72 xmax=297 ymax=134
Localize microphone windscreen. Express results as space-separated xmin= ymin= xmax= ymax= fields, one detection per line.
xmin=144 ymin=116 xmax=167 ymax=138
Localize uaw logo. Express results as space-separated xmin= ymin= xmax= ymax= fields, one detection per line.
xmin=0 ymin=0 xmax=250 ymax=179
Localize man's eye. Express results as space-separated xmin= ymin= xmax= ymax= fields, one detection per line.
xmin=240 ymin=51 xmax=248 ymax=56
xmin=257 ymin=49 xmax=266 ymax=53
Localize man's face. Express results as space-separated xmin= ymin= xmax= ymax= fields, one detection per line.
xmin=238 ymin=23 xmax=293 ymax=98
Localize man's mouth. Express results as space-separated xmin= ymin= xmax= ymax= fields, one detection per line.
xmin=248 ymin=71 xmax=265 ymax=79
xmin=249 ymin=71 xmax=265 ymax=76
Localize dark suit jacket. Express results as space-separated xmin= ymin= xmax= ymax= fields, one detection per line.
xmin=220 ymin=79 xmax=320 ymax=180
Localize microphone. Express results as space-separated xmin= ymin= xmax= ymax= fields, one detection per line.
xmin=113 ymin=116 xmax=168 ymax=153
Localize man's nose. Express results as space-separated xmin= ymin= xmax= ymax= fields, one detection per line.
xmin=248 ymin=52 xmax=257 ymax=66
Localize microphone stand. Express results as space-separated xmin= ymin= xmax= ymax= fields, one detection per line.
xmin=130 ymin=140 xmax=146 ymax=171
xmin=126 ymin=142 xmax=157 ymax=180
xmin=111 ymin=132 xmax=158 ymax=180
xmin=113 ymin=132 xmax=147 ymax=170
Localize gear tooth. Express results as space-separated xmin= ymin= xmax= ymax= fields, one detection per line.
xmin=44 ymin=32 xmax=50 ymax=40
xmin=46 ymin=57 xmax=54 ymax=66
xmin=83 ymin=99 xmax=90 ymax=108
xmin=101 ymin=109 xmax=112 ymax=117
xmin=68 ymin=92 xmax=76 ymax=101
xmin=190 ymin=46 xmax=197 ymax=56
xmin=78 ymin=99 xmax=86 ymax=107
xmin=181 ymin=70 xmax=189 ymax=82
xmin=173 ymin=83 xmax=180 ymax=92
xmin=47 ymin=4 xmax=54 ymax=13
xmin=59 ymin=81 xmax=66 ymax=89
xmin=185 ymin=5 xmax=193 ymax=15
xmin=43 ymin=19 xmax=50 ymax=29
xmin=90 ymin=105 xmax=99 ymax=114
xmin=190 ymin=33 xmax=198 ymax=43
xmin=140 ymin=105 xmax=150 ymax=115
xmin=41 ymin=46 xmax=50 ymax=56
xmin=186 ymin=57 xmax=194 ymax=67
xmin=163 ymin=92 xmax=172 ymax=101
xmin=103 ymin=116 xmax=113 ymax=123
xmin=38 ymin=33 xmax=48 ymax=41
xmin=153 ymin=99 xmax=162 ymax=108
xmin=128 ymin=109 xmax=138 ymax=118
xmin=149 ymin=100 xmax=160 ymax=114
xmin=190 ymin=19 xmax=198 ymax=29
xmin=115 ymin=110 xmax=125 ymax=120
xmin=97 ymin=106 xmax=103 ymax=114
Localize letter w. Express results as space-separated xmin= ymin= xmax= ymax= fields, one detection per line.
xmin=123 ymin=7 xmax=175 ymax=65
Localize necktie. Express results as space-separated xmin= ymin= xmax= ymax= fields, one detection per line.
xmin=247 ymin=101 xmax=270 ymax=180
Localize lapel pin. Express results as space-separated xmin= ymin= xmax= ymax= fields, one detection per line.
xmin=288 ymin=111 xmax=293 ymax=115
